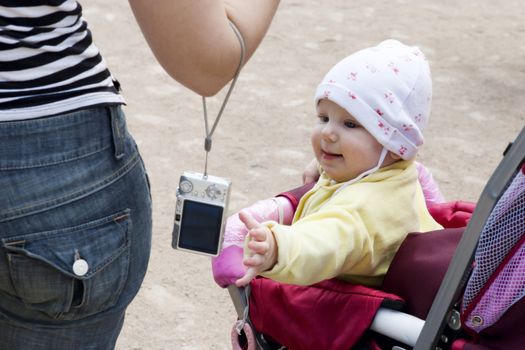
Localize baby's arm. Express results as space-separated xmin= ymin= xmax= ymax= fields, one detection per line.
xmin=211 ymin=196 xmax=293 ymax=287
xmin=221 ymin=196 xmax=293 ymax=249
xmin=236 ymin=203 xmax=387 ymax=286
xmin=235 ymin=212 xmax=278 ymax=287
xmin=415 ymin=162 xmax=445 ymax=206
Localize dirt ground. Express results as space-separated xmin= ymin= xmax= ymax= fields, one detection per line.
xmin=83 ymin=1 xmax=524 ymax=349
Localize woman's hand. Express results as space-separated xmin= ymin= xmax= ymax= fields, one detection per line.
xmin=303 ymin=158 xmax=320 ymax=184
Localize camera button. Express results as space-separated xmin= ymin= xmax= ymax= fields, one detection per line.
xmin=179 ymin=180 xmax=193 ymax=193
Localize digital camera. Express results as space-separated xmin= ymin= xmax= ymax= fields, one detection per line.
xmin=172 ymin=171 xmax=231 ymax=256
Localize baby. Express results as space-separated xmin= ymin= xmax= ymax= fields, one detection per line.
xmin=215 ymin=39 xmax=443 ymax=288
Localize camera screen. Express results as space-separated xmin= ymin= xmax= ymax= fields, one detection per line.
xmin=178 ymin=200 xmax=224 ymax=255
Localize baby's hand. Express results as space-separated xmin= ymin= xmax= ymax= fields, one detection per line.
xmin=235 ymin=211 xmax=277 ymax=287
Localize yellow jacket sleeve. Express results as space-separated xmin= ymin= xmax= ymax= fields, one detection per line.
xmin=261 ymin=208 xmax=372 ymax=285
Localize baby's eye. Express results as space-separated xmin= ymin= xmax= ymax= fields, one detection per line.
xmin=344 ymin=121 xmax=357 ymax=128
xmin=318 ymin=115 xmax=329 ymax=123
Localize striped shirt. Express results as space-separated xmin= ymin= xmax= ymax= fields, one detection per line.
xmin=0 ymin=0 xmax=124 ymax=121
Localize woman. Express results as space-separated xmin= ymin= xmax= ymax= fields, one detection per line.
xmin=0 ymin=1 xmax=279 ymax=349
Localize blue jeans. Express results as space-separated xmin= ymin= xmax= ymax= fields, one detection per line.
xmin=0 ymin=106 xmax=152 ymax=349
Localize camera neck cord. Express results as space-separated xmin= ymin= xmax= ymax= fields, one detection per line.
xmin=202 ymin=21 xmax=246 ymax=177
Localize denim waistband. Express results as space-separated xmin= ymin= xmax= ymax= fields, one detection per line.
xmin=0 ymin=106 xmax=126 ymax=170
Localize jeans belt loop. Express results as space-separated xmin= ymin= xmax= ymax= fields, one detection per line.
xmin=109 ymin=106 xmax=125 ymax=160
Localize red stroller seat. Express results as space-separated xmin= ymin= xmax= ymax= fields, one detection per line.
xmin=231 ymin=199 xmax=473 ymax=350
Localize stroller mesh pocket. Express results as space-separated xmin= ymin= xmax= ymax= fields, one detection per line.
xmin=462 ymin=169 xmax=525 ymax=332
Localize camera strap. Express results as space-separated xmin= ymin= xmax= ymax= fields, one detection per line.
xmin=202 ymin=21 xmax=246 ymax=176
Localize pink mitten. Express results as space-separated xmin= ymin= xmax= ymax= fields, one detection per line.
xmin=211 ymin=245 xmax=247 ymax=288
xmin=416 ymin=162 xmax=446 ymax=207
xmin=211 ymin=196 xmax=294 ymax=287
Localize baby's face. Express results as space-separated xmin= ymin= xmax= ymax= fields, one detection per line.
xmin=311 ymin=99 xmax=386 ymax=182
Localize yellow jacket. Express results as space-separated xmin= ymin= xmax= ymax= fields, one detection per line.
xmin=261 ymin=160 xmax=442 ymax=287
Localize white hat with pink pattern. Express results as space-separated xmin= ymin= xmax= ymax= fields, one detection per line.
xmin=314 ymin=39 xmax=432 ymax=160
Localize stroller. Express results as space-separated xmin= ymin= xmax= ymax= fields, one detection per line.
xmin=225 ymin=125 xmax=525 ymax=350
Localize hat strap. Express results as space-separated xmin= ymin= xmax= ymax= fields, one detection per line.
xmin=334 ymin=147 xmax=389 ymax=196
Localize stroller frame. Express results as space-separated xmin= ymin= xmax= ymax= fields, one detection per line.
xmin=415 ymin=126 xmax=525 ymax=349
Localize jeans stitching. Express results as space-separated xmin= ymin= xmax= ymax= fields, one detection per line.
xmin=2 ymin=209 xmax=130 ymax=244
xmin=0 ymin=144 xmax=112 ymax=171
xmin=0 ymin=153 xmax=140 ymax=222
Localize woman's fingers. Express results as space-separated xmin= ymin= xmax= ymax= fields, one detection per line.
xmin=302 ymin=158 xmax=320 ymax=184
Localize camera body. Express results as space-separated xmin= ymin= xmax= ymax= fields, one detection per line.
xmin=172 ymin=171 xmax=231 ymax=256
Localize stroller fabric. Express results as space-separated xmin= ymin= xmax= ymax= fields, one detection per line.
xmin=381 ymin=227 xmax=465 ymax=320
xmin=249 ymin=277 xmax=403 ymax=350
xmin=380 ymin=200 xmax=475 ymax=320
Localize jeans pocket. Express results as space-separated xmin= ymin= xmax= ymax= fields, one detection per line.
xmin=1 ymin=209 xmax=131 ymax=320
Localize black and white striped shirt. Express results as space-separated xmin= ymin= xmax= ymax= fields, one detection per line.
xmin=0 ymin=0 xmax=124 ymax=121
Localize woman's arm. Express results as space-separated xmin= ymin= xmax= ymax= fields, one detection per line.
xmin=128 ymin=0 xmax=280 ymax=96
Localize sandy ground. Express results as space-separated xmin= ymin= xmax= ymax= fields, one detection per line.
xmin=82 ymin=1 xmax=525 ymax=349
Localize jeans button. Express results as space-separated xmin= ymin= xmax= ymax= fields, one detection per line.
xmin=73 ymin=259 xmax=89 ymax=276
